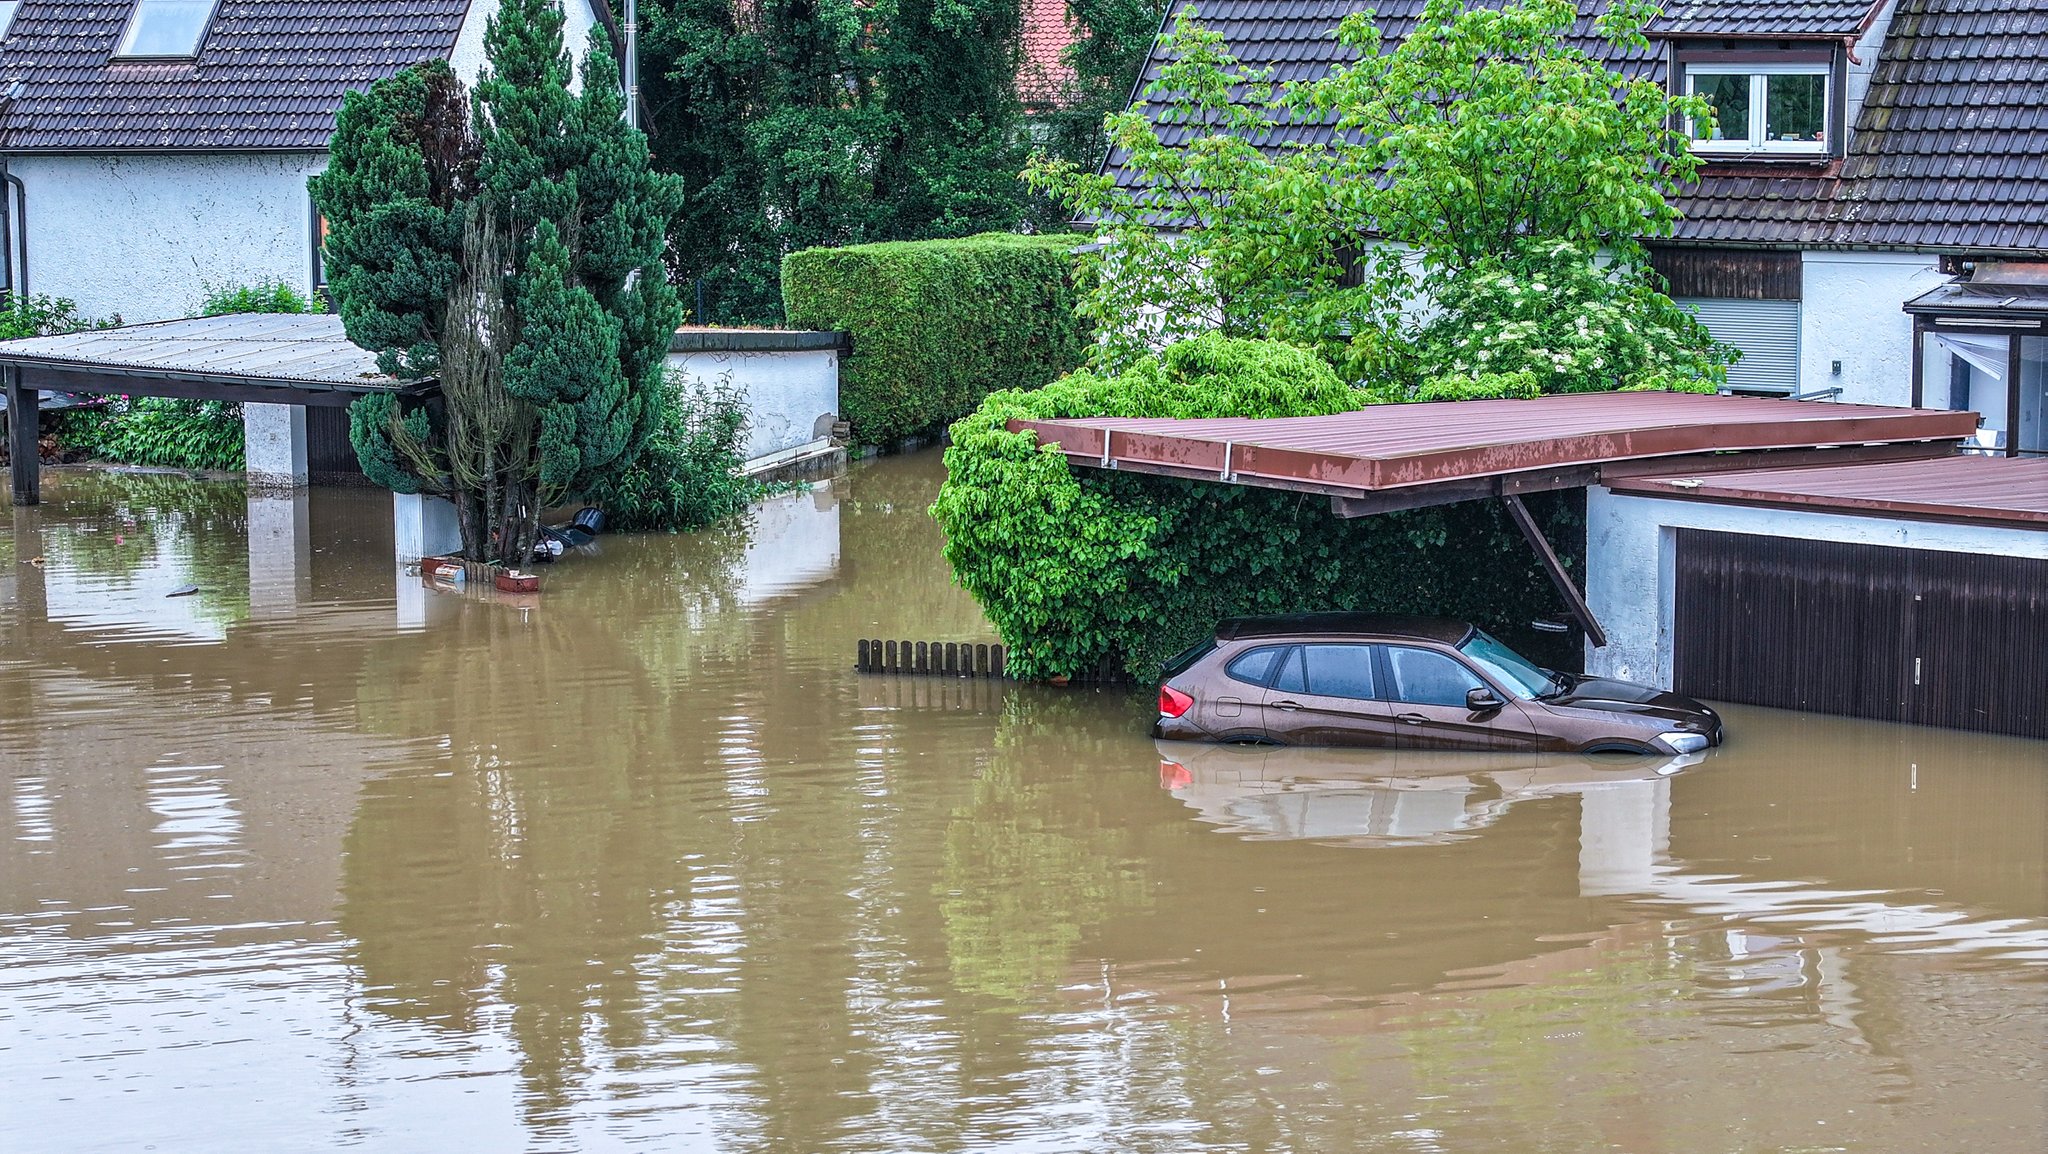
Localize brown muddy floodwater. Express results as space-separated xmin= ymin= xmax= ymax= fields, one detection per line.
xmin=1 ymin=454 xmax=2043 ymax=1153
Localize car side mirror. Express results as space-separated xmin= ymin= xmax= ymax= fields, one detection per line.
xmin=1466 ymin=687 xmax=1504 ymax=712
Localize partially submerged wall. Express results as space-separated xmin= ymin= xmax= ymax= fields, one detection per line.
xmin=666 ymin=328 xmax=844 ymax=463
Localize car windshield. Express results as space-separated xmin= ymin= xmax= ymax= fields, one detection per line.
xmin=1456 ymin=630 xmax=1560 ymax=699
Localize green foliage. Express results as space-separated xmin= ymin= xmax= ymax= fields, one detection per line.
xmin=642 ymin=0 xmax=1137 ymax=324
xmin=781 ymin=232 xmax=1092 ymax=445
xmin=1029 ymin=0 xmax=1729 ymax=389
xmin=1035 ymin=0 xmax=1173 ymax=173
xmin=584 ymin=371 xmax=761 ymax=533
xmin=199 ymin=280 xmax=314 ymax=317
xmin=57 ymin=398 xmax=245 ymax=472
xmin=933 ymin=333 xmax=1589 ymax=679
xmin=312 ymin=0 xmax=685 ymax=563
xmin=0 ymin=293 xmax=119 ymax=340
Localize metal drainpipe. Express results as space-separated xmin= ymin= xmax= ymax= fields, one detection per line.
xmin=623 ymin=0 xmax=638 ymax=131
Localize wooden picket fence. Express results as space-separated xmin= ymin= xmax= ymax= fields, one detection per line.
xmin=854 ymin=639 xmax=1130 ymax=684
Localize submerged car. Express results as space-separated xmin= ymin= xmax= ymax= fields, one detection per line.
xmin=1154 ymin=614 xmax=1722 ymax=754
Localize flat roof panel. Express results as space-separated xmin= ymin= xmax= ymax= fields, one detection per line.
xmin=0 ymin=314 xmax=402 ymax=389
xmin=1607 ymin=455 xmax=2048 ymax=528
xmin=1012 ymin=393 xmax=1979 ymax=494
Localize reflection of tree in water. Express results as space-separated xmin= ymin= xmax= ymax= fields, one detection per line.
xmin=938 ymin=691 xmax=1154 ymax=1003
xmin=33 ymin=472 xmax=253 ymax=623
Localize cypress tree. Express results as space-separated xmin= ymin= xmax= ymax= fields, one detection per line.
xmin=312 ymin=0 xmax=683 ymax=564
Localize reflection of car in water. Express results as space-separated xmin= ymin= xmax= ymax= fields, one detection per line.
xmin=1155 ymin=614 xmax=1722 ymax=754
xmin=1154 ymin=739 xmax=1706 ymax=846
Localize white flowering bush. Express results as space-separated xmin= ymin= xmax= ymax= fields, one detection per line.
xmin=1395 ymin=242 xmax=1734 ymax=396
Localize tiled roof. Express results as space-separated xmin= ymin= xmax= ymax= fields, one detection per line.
xmin=1019 ymin=0 xmax=1078 ymax=108
xmin=0 ymin=1 xmax=469 ymax=151
xmin=1108 ymin=0 xmax=2048 ymax=255
xmin=1649 ymin=0 xmax=1884 ymax=37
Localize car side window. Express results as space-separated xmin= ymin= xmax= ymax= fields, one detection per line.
xmin=1269 ymin=647 xmax=1306 ymax=694
xmin=1384 ymin=646 xmax=1485 ymax=707
xmin=1224 ymin=645 xmax=1285 ymax=687
xmin=1302 ymin=644 xmax=1377 ymax=700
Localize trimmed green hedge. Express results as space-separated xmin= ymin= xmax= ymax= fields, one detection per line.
xmin=781 ymin=232 xmax=1092 ymax=446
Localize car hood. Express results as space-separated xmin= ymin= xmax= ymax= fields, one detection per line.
xmin=1541 ymin=677 xmax=1717 ymax=727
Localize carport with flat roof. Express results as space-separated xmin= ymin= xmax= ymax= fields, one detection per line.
xmin=1010 ymin=391 xmax=1980 ymax=648
xmin=1 ymin=313 xmax=430 ymax=503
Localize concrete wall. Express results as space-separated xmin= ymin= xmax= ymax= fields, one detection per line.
xmin=1583 ymin=487 xmax=2048 ymax=687
xmin=10 ymin=152 xmax=327 ymax=323
xmin=665 ymin=347 xmax=840 ymax=462
xmin=1798 ymin=251 xmax=1948 ymax=407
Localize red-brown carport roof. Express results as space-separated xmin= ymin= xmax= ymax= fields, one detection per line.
xmin=1606 ymin=455 xmax=2048 ymax=529
xmin=1008 ymin=392 xmax=1978 ymax=495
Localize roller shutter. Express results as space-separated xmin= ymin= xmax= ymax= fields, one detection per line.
xmin=1677 ymin=297 xmax=1801 ymax=394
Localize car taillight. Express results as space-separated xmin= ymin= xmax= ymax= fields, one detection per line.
xmin=1158 ymin=685 xmax=1194 ymax=718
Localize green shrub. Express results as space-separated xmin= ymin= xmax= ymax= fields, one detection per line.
xmin=199 ymin=280 xmax=315 ymax=317
xmin=56 ymin=398 xmax=245 ymax=472
xmin=0 ymin=293 xmax=119 ymax=340
xmin=932 ymin=333 xmax=1587 ymax=680
xmin=781 ymin=232 xmax=1093 ymax=447
xmin=584 ymin=371 xmax=760 ymax=532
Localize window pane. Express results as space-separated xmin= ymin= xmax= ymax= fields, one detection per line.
xmin=2019 ymin=336 xmax=2046 ymax=456
xmin=1693 ymin=73 xmax=1751 ymax=142
xmin=118 ymin=0 xmax=217 ymax=57
xmin=1270 ymin=648 xmax=1306 ymax=695
xmin=1225 ymin=646 xmax=1283 ymax=687
xmin=1385 ymin=647 xmax=1484 ymax=708
xmin=1926 ymin=332 xmax=2010 ymax=452
xmin=0 ymin=2 xmax=21 ymax=39
xmin=1302 ymin=645 xmax=1377 ymax=701
xmin=1765 ymin=73 xmax=1826 ymax=144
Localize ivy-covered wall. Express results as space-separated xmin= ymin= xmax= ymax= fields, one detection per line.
xmin=932 ymin=335 xmax=1587 ymax=680
xmin=781 ymin=233 xmax=1092 ymax=447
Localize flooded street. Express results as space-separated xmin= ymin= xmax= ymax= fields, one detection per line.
xmin=2 ymin=454 xmax=2043 ymax=1153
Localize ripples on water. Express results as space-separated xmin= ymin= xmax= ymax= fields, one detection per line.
xmin=1 ymin=460 xmax=2043 ymax=1153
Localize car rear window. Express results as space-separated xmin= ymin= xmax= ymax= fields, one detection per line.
xmin=1159 ymin=637 xmax=1217 ymax=680
xmin=1225 ymin=645 xmax=1286 ymax=686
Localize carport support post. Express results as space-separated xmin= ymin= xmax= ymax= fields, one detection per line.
xmin=1501 ymin=493 xmax=1606 ymax=648
xmin=6 ymin=366 xmax=37 ymax=506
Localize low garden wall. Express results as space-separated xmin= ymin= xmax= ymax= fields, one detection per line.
xmin=666 ymin=327 xmax=846 ymax=463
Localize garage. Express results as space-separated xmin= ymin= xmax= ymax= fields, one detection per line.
xmin=1587 ymin=455 xmax=2048 ymax=740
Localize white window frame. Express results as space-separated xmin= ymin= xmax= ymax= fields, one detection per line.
xmin=1686 ymin=62 xmax=1831 ymax=157
xmin=113 ymin=0 xmax=221 ymax=61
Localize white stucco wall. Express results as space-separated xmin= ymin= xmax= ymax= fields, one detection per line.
xmin=450 ymin=0 xmax=601 ymax=88
xmin=1798 ymin=250 xmax=1948 ymax=407
xmin=665 ymin=347 xmax=840 ymax=462
xmin=1583 ymin=486 xmax=2048 ymax=687
xmin=11 ymin=152 xmax=326 ymax=323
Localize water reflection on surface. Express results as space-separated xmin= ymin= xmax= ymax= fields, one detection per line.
xmin=1 ymin=458 xmax=2043 ymax=1153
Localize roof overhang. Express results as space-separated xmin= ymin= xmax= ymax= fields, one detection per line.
xmin=1905 ymin=272 xmax=2048 ymax=332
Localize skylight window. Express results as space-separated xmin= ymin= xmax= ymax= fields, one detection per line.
xmin=114 ymin=0 xmax=219 ymax=60
xmin=0 ymin=2 xmax=21 ymax=40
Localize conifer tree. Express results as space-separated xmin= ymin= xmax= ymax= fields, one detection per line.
xmin=313 ymin=0 xmax=683 ymax=564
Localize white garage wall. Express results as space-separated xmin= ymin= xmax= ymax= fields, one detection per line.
xmin=1583 ymin=486 xmax=2048 ymax=688
xmin=665 ymin=347 xmax=841 ymax=462
xmin=11 ymin=152 xmax=326 ymax=324
xmin=1798 ymin=250 xmax=1948 ymax=407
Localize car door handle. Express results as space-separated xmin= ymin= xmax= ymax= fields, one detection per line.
xmin=1271 ymin=700 xmax=1303 ymax=712
xmin=1397 ymin=713 xmax=1429 ymax=725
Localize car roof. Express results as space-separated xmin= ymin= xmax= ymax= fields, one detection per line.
xmin=1214 ymin=613 xmax=1474 ymax=646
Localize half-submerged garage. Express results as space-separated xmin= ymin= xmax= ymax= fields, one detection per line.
xmin=1586 ymin=456 xmax=2048 ymax=739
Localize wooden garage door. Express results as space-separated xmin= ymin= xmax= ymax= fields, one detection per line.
xmin=1673 ymin=529 xmax=2048 ymax=739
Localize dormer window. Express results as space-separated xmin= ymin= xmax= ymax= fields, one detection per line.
xmin=114 ymin=0 xmax=220 ymax=60
xmin=1683 ymin=59 xmax=1833 ymax=158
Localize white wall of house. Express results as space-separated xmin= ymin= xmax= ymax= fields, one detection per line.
xmin=1798 ymin=250 xmax=1948 ymax=407
xmin=10 ymin=151 xmax=325 ymax=323
xmin=665 ymin=346 xmax=840 ymax=462
xmin=1582 ymin=486 xmax=2048 ymax=688
xmin=450 ymin=0 xmax=601 ymax=88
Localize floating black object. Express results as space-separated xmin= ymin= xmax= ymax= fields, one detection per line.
xmin=167 ymin=584 xmax=199 ymax=598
